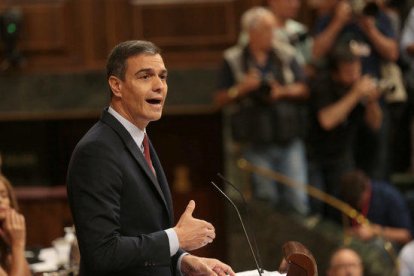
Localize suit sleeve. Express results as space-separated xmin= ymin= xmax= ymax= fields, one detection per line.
xmin=67 ymin=139 xmax=172 ymax=273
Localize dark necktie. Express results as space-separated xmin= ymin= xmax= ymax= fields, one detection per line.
xmin=143 ymin=134 xmax=155 ymax=175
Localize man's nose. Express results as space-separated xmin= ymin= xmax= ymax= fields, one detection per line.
xmin=153 ymin=76 xmax=166 ymax=91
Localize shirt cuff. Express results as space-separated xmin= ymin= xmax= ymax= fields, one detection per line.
xmin=177 ymin=252 xmax=190 ymax=275
xmin=165 ymin=228 xmax=179 ymax=256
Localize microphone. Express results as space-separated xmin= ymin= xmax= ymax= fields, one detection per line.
xmin=210 ymin=180 xmax=263 ymax=276
xmin=216 ymin=173 xmax=263 ymax=272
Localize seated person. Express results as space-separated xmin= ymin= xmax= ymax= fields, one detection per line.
xmin=327 ymin=247 xmax=363 ymax=276
xmin=0 ymin=174 xmax=30 ymax=276
xmin=339 ymin=170 xmax=413 ymax=246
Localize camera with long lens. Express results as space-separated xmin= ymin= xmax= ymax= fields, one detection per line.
xmin=349 ymin=0 xmax=381 ymax=17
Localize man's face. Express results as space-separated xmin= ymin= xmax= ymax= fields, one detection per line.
xmin=335 ymin=60 xmax=362 ymax=87
xmin=328 ymin=249 xmax=363 ymax=276
xmin=110 ymin=53 xmax=168 ymax=129
xmin=249 ymin=13 xmax=276 ymax=51
xmin=268 ymin=0 xmax=301 ymax=20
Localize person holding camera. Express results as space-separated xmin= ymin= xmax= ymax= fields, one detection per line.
xmin=312 ymin=0 xmax=398 ymax=181
xmin=215 ymin=7 xmax=310 ymax=216
xmin=308 ymin=45 xmax=383 ymax=216
xmin=312 ymin=0 xmax=398 ymax=76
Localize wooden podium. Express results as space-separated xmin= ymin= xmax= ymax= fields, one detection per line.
xmin=279 ymin=241 xmax=317 ymax=276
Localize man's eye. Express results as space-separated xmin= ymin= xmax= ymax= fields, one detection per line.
xmin=140 ymin=75 xmax=151 ymax=80
xmin=160 ymin=74 xmax=168 ymax=80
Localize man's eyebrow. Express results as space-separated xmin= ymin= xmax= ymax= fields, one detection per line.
xmin=134 ymin=68 xmax=168 ymax=76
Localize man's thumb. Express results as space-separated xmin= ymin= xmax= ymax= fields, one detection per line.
xmin=184 ymin=200 xmax=195 ymax=216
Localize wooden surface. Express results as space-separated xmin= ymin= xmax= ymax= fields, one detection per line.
xmin=0 ymin=0 xmax=268 ymax=71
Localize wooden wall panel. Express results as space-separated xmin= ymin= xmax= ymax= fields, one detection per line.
xmin=130 ymin=0 xmax=237 ymax=47
xmin=82 ymin=0 xmax=109 ymax=64
xmin=0 ymin=0 xmax=256 ymax=71
xmin=129 ymin=0 xmax=238 ymax=67
xmin=0 ymin=0 xmax=81 ymax=69
xmin=19 ymin=2 xmax=68 ymax=52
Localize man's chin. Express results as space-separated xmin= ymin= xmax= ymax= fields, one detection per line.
xmin=148 ymin=112 xmax=163 ymax=122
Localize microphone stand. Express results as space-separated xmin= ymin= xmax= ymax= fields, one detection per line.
xmin=217 ymin=173 xmax=264 ymax=274
xmin=210 ymin=181 xmax=263 ymax=276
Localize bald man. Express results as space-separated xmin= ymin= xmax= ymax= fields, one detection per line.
xmin=327 ymin=248 xmax=363 ymax=276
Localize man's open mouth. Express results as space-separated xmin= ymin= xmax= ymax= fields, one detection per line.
xmin=146 ymin=99 xmax=162 ymax=105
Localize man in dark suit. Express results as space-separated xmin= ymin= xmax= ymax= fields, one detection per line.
xmin=67 ymin=40 xmax=235 ymax=276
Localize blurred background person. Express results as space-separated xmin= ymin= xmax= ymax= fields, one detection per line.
xmin=326 ymin=247 xmax=363 ymax=276
xmin=312 ymin=0 xmax=398 ymax=74
xmin=308 ymin=45 xmax=382 ymax=215
xmin=401 ymin=6 xmax=414 ymax=173
xmin=311 ymin=0 xmax=399 ymax=180
xmin=0 ymin=174 xmax=30 ymax=276
xmin=340 ymin=170 xmax=413 ymax=247
xmin=215 ymin=6 xmax=310 ymax=216
xmin=267 ymin=0 xmax=314 ymax=73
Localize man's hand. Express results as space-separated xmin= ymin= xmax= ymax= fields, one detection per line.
xmin=348 ymin=224 xmax=380 ymax=241
xmin=358 ymin=15 xmax=376 ymax=35
xmin=239 ymin=69 xmax=262 ymax=95
xmin=174 ymin=200 xmax=216 ymax=251
xmin=352 ymin=75 xmax=380 ymax=102
xmin=333 ymin=1 xmax=352 ymax=27
xmin=181 ymin=255 xmax=236 ymax=276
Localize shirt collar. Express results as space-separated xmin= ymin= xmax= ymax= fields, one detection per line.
xmin=108 ymin=106 xmax=146 ymax=153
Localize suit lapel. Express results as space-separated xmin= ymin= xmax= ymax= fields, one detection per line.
xmin=100 ymin=109 xmax=171 ymax=220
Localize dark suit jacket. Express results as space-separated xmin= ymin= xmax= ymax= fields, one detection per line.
xmin=67 ymin=109 xmax=184 ymax=275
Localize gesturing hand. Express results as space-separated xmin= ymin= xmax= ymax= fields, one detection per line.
xmin=181 ymin=255 xmax=236 ymax=276
xmin=174 ymin=200 xmax=216 ymax=251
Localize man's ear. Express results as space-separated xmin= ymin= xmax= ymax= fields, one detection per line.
xmin=108 ymin=76 xmax=123 ymax=97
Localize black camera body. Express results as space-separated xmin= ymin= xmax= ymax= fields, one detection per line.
xmin=252 ymin=80 xmax=272 ymax=104
xmin=349 ymin=0 xmax=381 ymax=17
xmin=376 ymin=79 xmax=396 ymax=95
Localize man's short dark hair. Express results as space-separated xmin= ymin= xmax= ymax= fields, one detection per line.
xmin=339 ymin=170 xmax=370 ymax=209
xmin=106 ymin=40 xmax=161 ymax=81
xmin=329 ymin=44 xmax=360 ymax=72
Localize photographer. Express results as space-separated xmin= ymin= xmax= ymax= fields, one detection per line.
xmin=214 ymin=7 xmax=309 ymax=216
xmin=308 ymin=45 xmax=382 ymax=216
xmin=312 ymin=0 xmax=399 ymax=181
xmin=312 ymin=0 xmax=398 ymax=77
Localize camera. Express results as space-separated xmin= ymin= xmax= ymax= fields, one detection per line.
xmin=376 ymin=79 xmax=396 ymax=95
xmin=349 ymin=0 xmax=381 ymax=17
xmin=247 ymin=73 xmax=273 ymax=104
xmin=252 ymin=80 xmax=272 ymax=104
